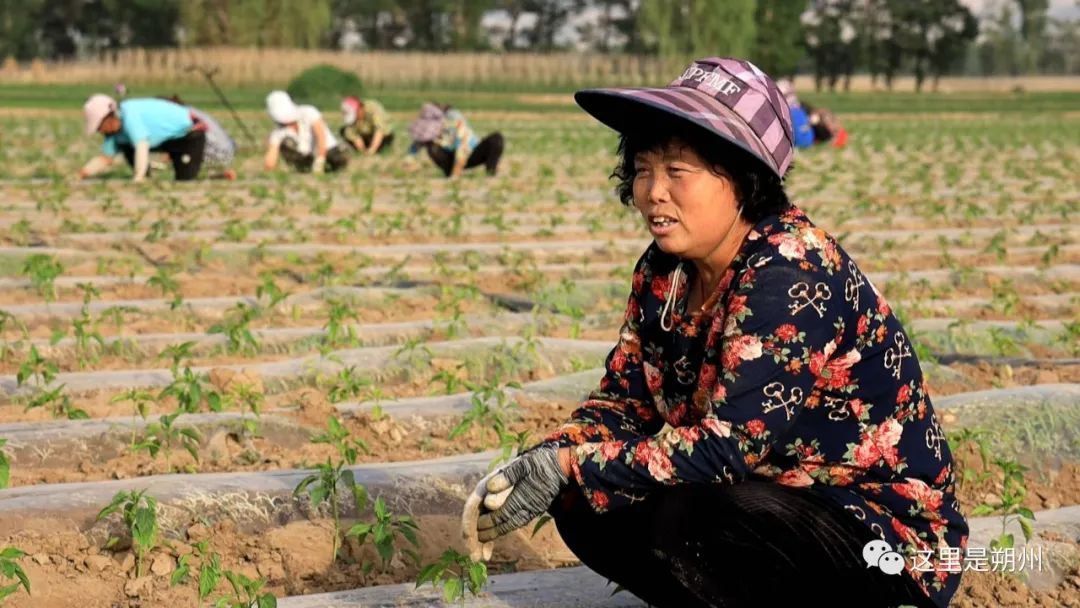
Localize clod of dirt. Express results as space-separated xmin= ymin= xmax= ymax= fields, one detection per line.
xmin=292 ymin=387 xmax=335 ymax=427
xmin=369 ymin=417 xmax=406 ymax=443
xmin=206 ymin=430 xmax=243 ymax=464
xmin=150 ymin=553 xmax=175 ymax=576
xmin=84 ymin=555 xmax=112 ymax=573
xmin=186 ymin=523 xmax=211 ymax=542
xmin=123 ymin=575 xmax=153 ymax=598
xmin=208 ymin=367 xmax=265 ymax=395
xmin=266 ymin=521 xmax=335 ymax=580
xmin=430 ymin=357 xmax=467 ymax=377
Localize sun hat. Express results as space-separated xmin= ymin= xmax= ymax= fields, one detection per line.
xmin=83 ymin=94 xmax=117 ymax=136
xmin=575 ymin=57 xmax=795 ymax=178
xmin=266 ymin=90 xmax=300 ymax=124
xmin=341 ymin=96 xmax=361 ymax=124
xmin=408 ymin=103 xmax=445 ymax=143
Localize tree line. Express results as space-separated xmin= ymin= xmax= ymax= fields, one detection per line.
xmin=2 ymin=0 xmax=1077 ymax=89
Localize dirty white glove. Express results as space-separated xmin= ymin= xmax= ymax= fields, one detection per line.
xmin=312 ymin=156 xmax=326 ymax=174
xmin=476 ymin=444 xmax=566 ymax=543
xmin=461 ymin=470 xmax=507 ymax=562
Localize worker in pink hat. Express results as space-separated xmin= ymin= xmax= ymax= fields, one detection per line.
xmin=78 ymin=94 xmax=206 ymax=182
xmin=339 ymin=96 xmax=395 ymax=155
xmin=464 ymin=57 xmax=963 ymax=608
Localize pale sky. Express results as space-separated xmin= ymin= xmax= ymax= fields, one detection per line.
xmin=960 ymin=0 xmax=1079 ymax=19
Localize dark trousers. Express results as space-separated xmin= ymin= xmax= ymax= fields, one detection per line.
xmin=119 ymin=130 xmax=205 ymax=181
xmin=339 ymin=127 xmax=395 ymax=153
xmin=425 ymin=132 xmax=504 ymax=177
xmin=279 ymin=140 xmax=349 ymax=173
xmin=550 ymin=481 xmax=935 ymax=608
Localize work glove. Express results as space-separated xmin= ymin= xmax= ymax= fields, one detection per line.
xmin=312 ymin=156 xmax=326 ymax=174
xmin=461 ymin=469 xmax=502 ymax=562
xmin=475 ymin=443 xmax=567 ymax=543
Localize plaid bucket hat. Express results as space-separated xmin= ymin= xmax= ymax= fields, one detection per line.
xmin=575 ymin=57 xmax=795 ymax=178
xmin=408 ymin=103 xmax=445 ymax=144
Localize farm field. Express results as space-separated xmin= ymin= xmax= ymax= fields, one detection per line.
xmin=0 ymin=91 xmax=1077 ymax=607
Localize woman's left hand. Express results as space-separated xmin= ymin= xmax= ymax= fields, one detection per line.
xmin=476 ymin=444 xmax=568 ymax=542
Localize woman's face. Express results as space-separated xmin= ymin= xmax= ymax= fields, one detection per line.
xmin=97 ymin=114 xmax=121 ymax=135
xmin=631 ymin=137 xmax=740 ymax=260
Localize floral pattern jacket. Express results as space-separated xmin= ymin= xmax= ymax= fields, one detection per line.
xmin=546 ymin=206 xmax=969 ymax=607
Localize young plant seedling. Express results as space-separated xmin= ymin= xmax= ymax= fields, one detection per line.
xmin=324 ymin=366 xmax=370 ymax=403
xmin=170 ymin=540 xmax=220 ymax=601
xmin=969 ymin=457 xmax=1036 ymax=550
xmin=0 ymin=310 xmax=28 ymax=363
xmin=944 ymin=427 xmax=991 ymax=490
xmin=16 ymin=344 xmax=58 ymax=387
xmin=256 ymin=272 xmax=291 ymax=310
xmin=134 ymin=412 xmax=201 ymax=472
xmin=0 ymin=546 xmax=31 ymax=601
xmin=220 ymin=570 xmax=277 ymax=608
xmin=21 ymin=254 xmax=63 ymax=302
xmin=97 ymin=489 xmax=159 ymax=578
xmin=172 ymin=540 xmax=278 ymax=608
xmin=111 ymin=388 xmax=156 ymax=449
xmin=0 ymin=438 xmax=10 ymax=489
xmin=72 ymin=282 xmax=106 ymax=367
xmin=25 ymin=383 xmax=87 ymax=419
xmin=208 ymin=302 xmax=261 ymax=355
xmin=160 ymin=366 xmax=223 ymax=413
xmin=160 ymin=341 xmax=198 ymax=376
xmin=346 ymin=496 xmax=420 ymax=572
xmin=312 ymin=416 xmax=370 ymax=465
xmin=323 ymin=298 xmax=360 ymax=349
xmin=449 ymin=380 xmax=522 ymax=446
xmin=415 ymin=549 xmax=488 ymax=606
xmin=294 ymin=457 xmax=368 ymax=563
xmin=228 ymin=382 xmax=266 ymax=437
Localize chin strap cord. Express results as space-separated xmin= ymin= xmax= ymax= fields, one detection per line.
xmin=656 ymin=205 xmax=745 ymax=333
xmin=659 ymin=262 xmax=684 ymax=332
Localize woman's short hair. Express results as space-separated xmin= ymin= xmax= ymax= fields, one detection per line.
xmin=611 ymin=117 xmax=792 ymax=223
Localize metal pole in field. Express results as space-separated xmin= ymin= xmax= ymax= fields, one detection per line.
xmin=185 ymin=64 xmax=257 ymax=149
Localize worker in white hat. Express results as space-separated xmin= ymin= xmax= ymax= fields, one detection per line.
xmin=264 ymin=90 xmax=348 ymax=174
xmin=78 ymin=94 xmax=206 ymax=182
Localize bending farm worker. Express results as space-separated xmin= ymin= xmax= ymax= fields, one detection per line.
xmin=79 ymin=94 xmax=207 ymax=182
xmin=406 ymin=103 xmax=504 ymax=178
xmin=264 ymin=90 xmax=348 ymax=174
xmin=778 ymin=78 xmax=815 ymax=149
xmin=463 ymin=57 xmax=967 ymax=608
xmin=340 ymin=96 xmax=395 ymax=155
xmin=163 ymin=95 xmax=238 ymax=180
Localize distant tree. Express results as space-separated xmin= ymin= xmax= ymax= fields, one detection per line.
xmin=639 ymin=0 xmax=756 ymax=58
xmin=0 ymin=0 xmax=45 ymax=59
xmin=520 ymin=0 xmax=583 ymax=51
xmin=1042 ymin=16 xmax=1080 ymax=74
xmin=886 ymin=0 xmax=976 ymax=92
xmin=449 ymin=0 xmax=497 ymax=50
xmin=180 ymin=0 xmax=331 ymax=48
xmin=801 ymin=0 xmax=858 ymax=91
xmin=926 ymin=3 xmax=977 ymax=89
xmin=975 ymin=3 xmax=1023 ymax=76
xmin=1014 ymin=0 xmax=1048 ymax=71
xmin=753 ymin=0 xmax=808 ymax=78
xmin=575 ymin=0 xmax=635 ymax=52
